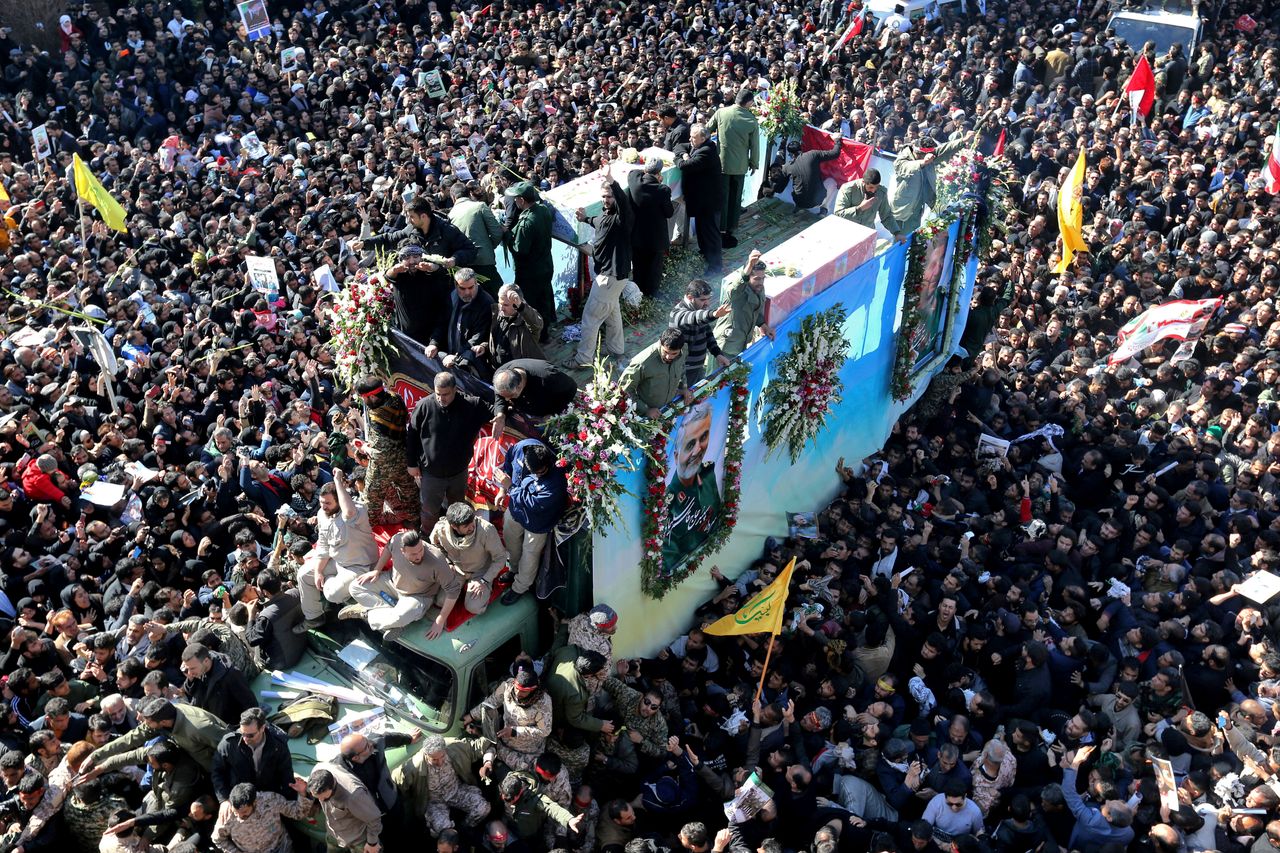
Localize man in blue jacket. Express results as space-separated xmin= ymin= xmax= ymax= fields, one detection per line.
xmin=496 ymin=440 xmax=567 ymax=605
xmin=1061 ymin=745 xmax=1135 ymax=852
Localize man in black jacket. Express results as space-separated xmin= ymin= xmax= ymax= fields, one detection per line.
xmin=244 ymin=572 xmax=306 ymax=671
xmin=783 ymin=130 xmax=843 ymax=212
xmin=658 ymin=105 xmax=691 ymax=154
xmin=491 ymin=359 xmax=579 ymax=435
xmin=573 ymin=165 xmax=634 ymax=370
xmin=406 ymin=371 xmax=491 ymax=532
xmin=179 ymin=642 xmax=256 ymax=726
xmin=211 ymin=707 xmax=296 ymax=802
xmin=426 ymin=268 xmax=497 ymax=376
xmin=678 ymin=124 xmax=724 ymax=277
xmin=628 ymin=159 xmax=675 ymax=297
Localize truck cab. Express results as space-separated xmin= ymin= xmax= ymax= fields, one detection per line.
xmin=250 ymin=594 xmax=543 ymax=843
xmin=1107 ymin=0 xmax=1202 ymax=55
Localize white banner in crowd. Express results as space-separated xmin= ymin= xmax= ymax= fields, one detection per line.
xmin=1107 ymin=298 xmax=1221 ymax=365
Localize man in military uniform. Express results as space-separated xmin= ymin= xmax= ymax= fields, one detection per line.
xmin=564 ymin=604 xmax=619 ymax=672
xmin=543 ymin=646 xmax=610 ymax=781
xmin=619 ymin=329 xmax=691 ymax=419
xmin=834 ymin=168 xmax=905 ymax=239
xmin=712 ymin=249 xmax=775 ymax=360
xmin=661 ymin=402 xmax=723 ymax=577
xmin=427 ymin=502 xmax=508 ymax=615
xmin=354 ymin=375 xmax=420 ymax=530
xmin=706 ymin=89 xmax=760 ymax=246
xmin=598 ymin=676 xmax=668 ymax=760
xmin=495 ymin=772 xmax=584 ymax=843
xmin=506 ymin=182 xmax=556 ymax=344
xmin=465 ymin=669 xmax=551 ymax=772
xmin=393 ymin=734 xmax=490 ymax=836
xmin=890 ymin=129 xmax=977 ymax=234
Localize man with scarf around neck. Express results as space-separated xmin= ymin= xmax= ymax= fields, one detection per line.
xmin=353 ymin=375 xmax=420 ymax=530
xmin=465 ymin=668 xmax=552 ymax=773
xmin=427 ymin=502 xmax=508 ymax=616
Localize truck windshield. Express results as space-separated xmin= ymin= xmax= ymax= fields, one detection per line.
xmin=1108 ymin=16 xmax=1196 ymax=55
xmin=309 ymin=622 xmax=455 ymax=731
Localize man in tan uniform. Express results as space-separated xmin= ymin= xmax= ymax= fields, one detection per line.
xmin=342 ymin=529 xmax=460 ymax=641
xmin=428 ymin=503 xmax=508 ymax=615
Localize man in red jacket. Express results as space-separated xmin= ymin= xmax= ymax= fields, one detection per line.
xmin=20 ymin=455 xmax=71 ymax=510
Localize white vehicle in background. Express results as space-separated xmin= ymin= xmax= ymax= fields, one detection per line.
xmin=1107 ymin=0 xmax=1203 ymax=56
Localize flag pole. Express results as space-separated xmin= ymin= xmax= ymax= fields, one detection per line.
xmin=753 ymin=633 xmax=777 ymax=705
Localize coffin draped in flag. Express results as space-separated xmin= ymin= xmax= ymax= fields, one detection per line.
xmin=799 ymin=125 xmax=873 ymax=185
xmin=1108 ymin=298 xmax=1222 ymax=365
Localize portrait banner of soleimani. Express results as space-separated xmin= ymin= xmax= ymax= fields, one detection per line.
xmin=660 ymin=387 xmax=733 ymax=577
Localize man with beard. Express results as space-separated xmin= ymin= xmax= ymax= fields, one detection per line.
xmin=465 ymin=668 xmax=551 ymax=773
xmin=343 ymin=529 xmax=460 ymax=642
xmin=573 ymin=164 xmax=634 ymax=371
xmin=505 ymin=182 xmax=556 ymax=344
xmin=407 ymin=372 xmax=491 ymax=533
xmin=427 ymin=502 xmax=508 ymax=616
xmin=426 ymin=268 xmax=496 ymax=377
xmin=662 ymin=401 xmax=722 ymax=575
xmin=298 ymin=469 xmax=378 ymax=629
xmin=353 ymin=375 xmax=420 ymax=530
xmin=890 ymin=129 xmax=977 ymax=234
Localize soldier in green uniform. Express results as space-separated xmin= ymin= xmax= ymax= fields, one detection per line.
xmin=506 ymin=182 xmax=556 ymax=344
xmin=661 ymin=401 xmax=722 ymax=577
xmin=712 ymin=249 xmax=776 ymax=361
xmin=619 ymin=329 xmax=691 ymax=418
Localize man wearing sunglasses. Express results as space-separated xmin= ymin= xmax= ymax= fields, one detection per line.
xmin=920 ymin=780 xmax=984 ymax=847
xmin=599 ymin=671 xmax=669 ymax=760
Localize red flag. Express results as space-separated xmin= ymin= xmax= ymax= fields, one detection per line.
xmin=800 ymin=125 xmax=873 ymax=184
xmin=1266 ymin=134 xmax=1280 ymax=195
xmin=823 ymin=9 xmax=864 ymax=62
xmin=1122 ymin=55 xmax=1156 ymax=117
xmin=993 ymin=128 xmax=1006 ymax=158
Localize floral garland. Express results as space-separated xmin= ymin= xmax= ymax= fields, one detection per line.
xmin=753 ymin=78 xmax=804 ymax=142
xmin=890 ymin=207 xmax=969 ymax=402
xmin=757 ymin=304 xmax=851 ymax=463
xmin=935 ymin=148 xmax=986 ymax=213
xmin=327 ymin=250 xmax=398 ymax=386
xmin=544 ymin=359 xmax=660 ymax=534
xmin=640 ymin=362 xmax=751 ymax=600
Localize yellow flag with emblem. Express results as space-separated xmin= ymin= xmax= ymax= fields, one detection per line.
xmin=704 ymin=557 xmax=796 ymax=636
xmin=72 ymin=153 xmax=128 ymax=233
xmin=1053 ymin=148 xmax=1087 ymax=273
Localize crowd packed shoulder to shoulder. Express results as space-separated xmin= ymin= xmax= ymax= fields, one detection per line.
xmin=0 ymin=0 xmax=1276 ymax=852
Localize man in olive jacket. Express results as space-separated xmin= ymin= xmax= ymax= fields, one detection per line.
xmin=707 ymin=89 xmax=760 ymax=243
xmin=620 ymin=329 xmax=691 ymax=418
xmin=82 ymin=697 xmax=228 ymax=774
xmin=545 ymin=645 xmax=610 ymax=736
xmin=890 ymin=129 xmax=976 ymax=233
xmin=506 ymin=182 xmax=556 ymax=343
xmin=713 ymin=249 xmax=776 ymax=357
xmin=449 ymin=183 xmax=506 ymax=299
xmin=835 ymin=168 xmax=904 ymax=238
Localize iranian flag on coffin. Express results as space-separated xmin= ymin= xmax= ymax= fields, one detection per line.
xmin=1108 ymin=298 xmax=1221 ymax=365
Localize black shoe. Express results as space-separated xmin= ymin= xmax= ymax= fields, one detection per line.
xmin=501 ymin=589 xmax=523 ymax=606
xmin=722 ymin=232 xmax=739 ymax=248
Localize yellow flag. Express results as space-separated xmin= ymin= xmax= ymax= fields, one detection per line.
xmin=1053 ymin=149 xmax=1087 ymax=273
xmin=704 ymin=558 xmax=796 ymax=636
xmin=72 ymin=153 xmax=128 ymax=233
xmin=0 ymin=180 xmax=9 ymax=212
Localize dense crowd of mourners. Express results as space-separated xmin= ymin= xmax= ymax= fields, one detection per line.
xmin=0 ymin=0 xmax=1276 ymax=851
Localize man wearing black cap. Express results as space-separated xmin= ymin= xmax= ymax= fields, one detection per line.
xmin=384 ymin=244 xmax=449 ymax=345
xmin=505 ymin=181 xmax=556 ymax=344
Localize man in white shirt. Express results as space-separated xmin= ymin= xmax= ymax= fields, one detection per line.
xmin=299 ymin=470 xmax=378 ymax=628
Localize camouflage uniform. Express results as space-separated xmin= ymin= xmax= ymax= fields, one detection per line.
xmin=566 ymin=613 xmax=615 ymax=673
xmin=540 ymin=767 xmax=574 ymax=849
xmin=393 ymin=736 xmax=491 ymax=835
xmin=599 ymin=677 xmax=668 ymax=759
xmin=65 ymin=789 xmax=131 ymax=853
xmin=169 ymin=616 xmax=262 ymax=681
xmin=470 ymin=679 xmax=552 ymax=771
xmin=363 ymin=392 xmax=421 ymax=529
